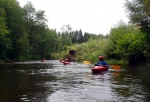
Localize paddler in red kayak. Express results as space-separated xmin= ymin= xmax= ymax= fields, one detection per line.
xmin=59 ymin=58 xmax=69 ymax=63
xmin=95 ymin=56 xmax=107 ymax=66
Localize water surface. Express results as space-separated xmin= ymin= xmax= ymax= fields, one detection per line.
xmin=0 ymin=60 xmax=150 ymax=102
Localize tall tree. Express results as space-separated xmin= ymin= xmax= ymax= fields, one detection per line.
xmin=0 ymin=0 xmax=10 ymax=60
xmin=125 ymin=0 xmax=150 ymax=40
xmin=125 ymin=0 xmax=150 ymax=59
xmin=78 ymin=29 xmax=83 ymax=43
xmin=60 ymin=24 xmax=72 ymax=46
xmin=0 ymin=0 xmax=28 ymax=61
xmin=23 ymin=2 xmax=49 ymax=59
xmin=83 ymin=32 xmax=90 ymax=42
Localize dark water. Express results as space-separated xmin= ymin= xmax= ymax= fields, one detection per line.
xmin=0 ymin=60 xmax=150 ymax=102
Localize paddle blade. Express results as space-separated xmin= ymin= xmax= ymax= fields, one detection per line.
xmin=110 ymin=65 xmax=121 ymax=70
xmin=83 ymin=61 xmax=91 ymax=64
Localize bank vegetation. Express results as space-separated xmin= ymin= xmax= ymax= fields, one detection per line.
xmin=0 ymin=0 xmax=150 ymax=65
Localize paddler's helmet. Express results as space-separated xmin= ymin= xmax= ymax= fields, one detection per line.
xmin=98 ymin=56 xmax=104 ymax=61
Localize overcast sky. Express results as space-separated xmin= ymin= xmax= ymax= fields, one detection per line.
xmin=18 ymin=0 xmax=129 ymax=35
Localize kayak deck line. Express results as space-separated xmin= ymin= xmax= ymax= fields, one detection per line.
xmin=63 ymin=61 xmax=70 ymax=65
xmin=91 ymin=65 xmax=108 ymax=74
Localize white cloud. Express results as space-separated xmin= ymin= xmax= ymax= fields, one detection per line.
xmin=18 ymin=0 xmax=129 ymax=35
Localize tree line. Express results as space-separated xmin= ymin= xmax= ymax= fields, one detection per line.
xmin=110 ymin=0 xmax=150 ymax=64
xmin=58 ymin=0 xmax=150 ymax=65
xmin=0 ymin=0 xmax=103 ymax=62
xmin=1 ymin=0 xmax=149 ymax=64
xmin=105 ymin=0 xmax=150 ymax=64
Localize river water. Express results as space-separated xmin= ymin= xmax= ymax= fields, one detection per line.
xmin=0 ymin=60 xmax=150 ymax=102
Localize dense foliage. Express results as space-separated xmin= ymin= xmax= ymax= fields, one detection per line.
xmin=1 ymin=0 xmax=150 ymax=65
xmin=107 ymin=22 xmax=147 ymax=64
xmin=124 ymin=0 xmax=150 ymax=63
xmin=0 ymin=0 xmax=59 ymax=61
xmin=0 ymin=0 xmax=100 ymax=62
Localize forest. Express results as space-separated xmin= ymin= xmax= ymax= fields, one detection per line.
xmin=0 ymin=0 xmax=150 ymax=64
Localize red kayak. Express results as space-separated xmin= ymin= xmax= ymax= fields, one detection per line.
xmin=91 ymin=66 xmax=108 ymax=74
xmin=41 ymin=59 xmax=46 ymax=62
xmin=63 ymin=61 xmax=70 ymax=65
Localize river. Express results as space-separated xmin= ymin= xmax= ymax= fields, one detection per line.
xmin=0 ymin=60 xmax=150 ymax=102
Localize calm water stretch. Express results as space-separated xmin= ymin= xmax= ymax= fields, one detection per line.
xmin=0 ymin=60 xmax=150 ymax=102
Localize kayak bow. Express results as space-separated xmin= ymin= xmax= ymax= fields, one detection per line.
xmin=91 ymin=65 xmax=108 ymax=74
xmin=63 ymin=61 xmax=70 ymax=65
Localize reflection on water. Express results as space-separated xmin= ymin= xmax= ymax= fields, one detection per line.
xmin=0 ymin=60 xmax=150 ymax=102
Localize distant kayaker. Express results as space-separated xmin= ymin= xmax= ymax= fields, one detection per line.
xmin=96 ymin=56 xmax=107 ymax=66
xmin=59 ymin=58 xmax=64 ymax=63
xmin=64 ymin=58 xmax=69 ymax=62
xmin=41 ymin=59 xmax=46 ymax=62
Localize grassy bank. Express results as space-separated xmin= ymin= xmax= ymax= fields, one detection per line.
xmin=53 ymin=38 xmax=127 ymax=65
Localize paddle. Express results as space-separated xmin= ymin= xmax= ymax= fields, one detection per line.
xmin=109 ymin=65 xmax=121 ymax=70
xmin=83 ymin=61 xmax=91 ymax=64
xmin=83 ymin=61 xmax=121 ymax=70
